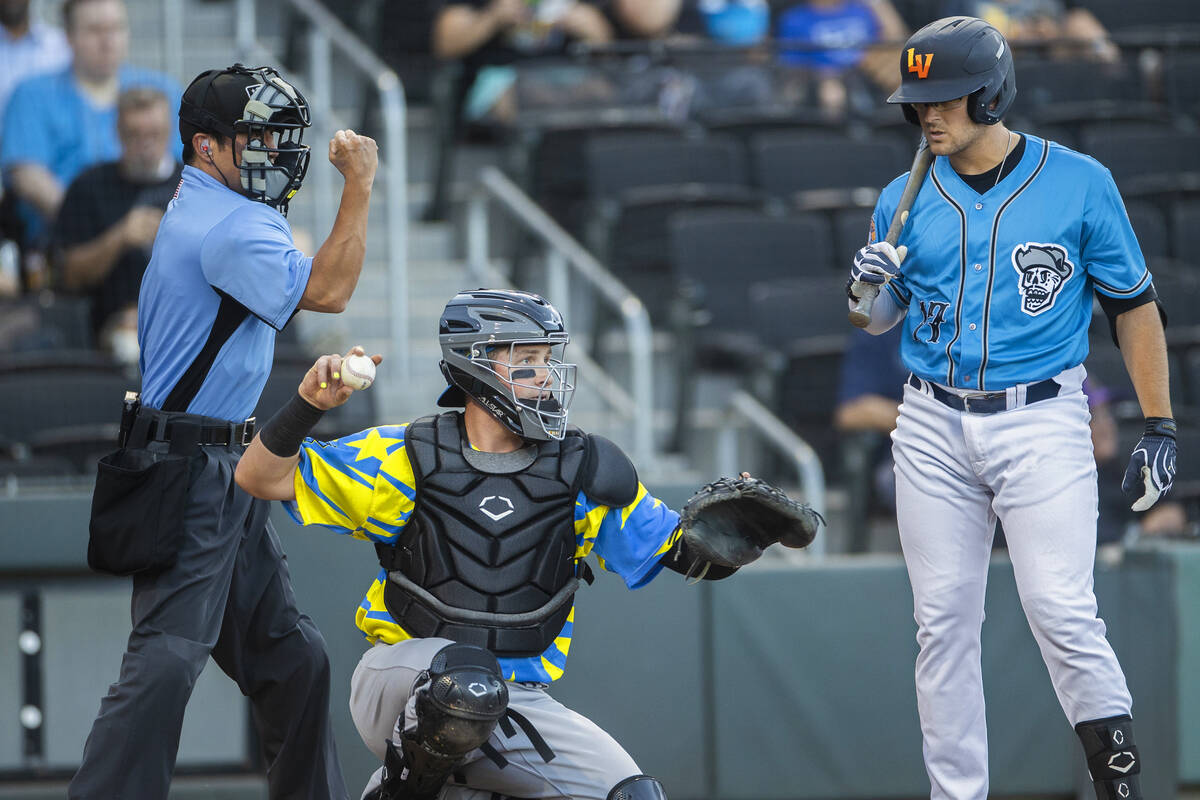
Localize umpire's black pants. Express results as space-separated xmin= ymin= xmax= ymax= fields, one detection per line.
xmin=68 ymin=441 xmax=348 ymax=800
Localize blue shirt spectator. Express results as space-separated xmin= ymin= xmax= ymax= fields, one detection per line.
xmin=836 ymin=324 xmax=906 ymax=410
xmin=0 ymin=0 xmax=181 ymax=246
xmin=777 ymin=0 xmax=881 ymax=71
xmin=0 ymin=0 xmax=71 ymax=136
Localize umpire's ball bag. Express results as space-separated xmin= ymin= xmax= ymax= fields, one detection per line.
xmin=88 ymin=443 xmax=190 ymax=576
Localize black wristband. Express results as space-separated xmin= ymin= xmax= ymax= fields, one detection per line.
xmin=1145 ymin=416 xmax=1177 ymax=439
xmin=259 ymin=393 xmax=326 ymax=456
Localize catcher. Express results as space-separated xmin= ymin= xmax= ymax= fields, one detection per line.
xmin=234 ymin=288 xmax=820 ymax=800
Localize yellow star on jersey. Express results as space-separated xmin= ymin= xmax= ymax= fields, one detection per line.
xmin=344 ymin=428 xmax=403 ymax=463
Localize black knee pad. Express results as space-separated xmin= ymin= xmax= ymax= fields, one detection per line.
xmin=372 ymin=643 xmax=509 ymax=800
xmin=414 ymin=642 xmax=509 ymax=756
xmin=1075 ymin=715 xmax=1141 ymax=800
xmin=608 ymin=774 xmax=668 ymax=800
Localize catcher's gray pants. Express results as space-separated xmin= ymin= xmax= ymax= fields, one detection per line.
xmin=350 ymin=638 xmax=641 ymax=799
xmin=69 ymin=445 xmax=347 ymax=800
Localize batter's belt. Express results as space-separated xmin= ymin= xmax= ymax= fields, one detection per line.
xmin=907 ymin=373 xmax=1060 ymax=414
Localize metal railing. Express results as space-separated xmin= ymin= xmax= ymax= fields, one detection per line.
xmin=716 ymin=390 xmax=826 ymax=558
xmin=233 ymin=0 xmax=410 ymax=380
xmin=465 ymin=167 xmax=655 ymax=467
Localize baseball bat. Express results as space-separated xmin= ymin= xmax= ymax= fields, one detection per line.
xmin=848 ymin=136 xmax=933 ymax=328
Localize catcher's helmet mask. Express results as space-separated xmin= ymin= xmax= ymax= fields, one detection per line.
xmin=437 ymin=290 xmax=578 ymax=441
xmin=179 ymin=64 xmax=311 ymax=214
xmin=888 ymin=16 xmax=1017 ymax=127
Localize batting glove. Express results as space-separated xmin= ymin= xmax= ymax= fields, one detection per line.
xmin=850 ymin=242 xmax=907 ymax=289
xmin=1122 ymin=417 xmax=1177 ymax=512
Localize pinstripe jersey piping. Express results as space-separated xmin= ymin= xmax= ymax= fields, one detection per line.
xmin=1093 ymin=270 xmax=1151 ymax=297
xmin=929 ymin=168 xmax=968 ymax=386
xmin=979 ymin=139 xmax=1049 ymax=387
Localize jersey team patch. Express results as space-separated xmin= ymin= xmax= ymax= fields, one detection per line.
xmin=1011 ymin=242 xmax=1074 ymax=316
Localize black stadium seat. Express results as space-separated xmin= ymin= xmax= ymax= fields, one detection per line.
xmin=0 ymin=363 xmax=132 ymax=445
xmin=1170 ymin=200 xmax=1200 ymax=263
xmin=584 ymin=133 xmax=749 ymax=203
xmin=1078 ymin=130 xmax=1200 ymax=187
xmin=1124 ymin=200 xmax=1169 ymax=261
xmin=748 ymin=131 xmax=908 ymax=199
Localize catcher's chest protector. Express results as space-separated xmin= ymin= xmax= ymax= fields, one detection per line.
xmin=381 ymin=413 xmax=586 ymax=657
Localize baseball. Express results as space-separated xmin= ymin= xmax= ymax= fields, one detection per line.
xmin=340 ymin=354 xmax=375 ymax=391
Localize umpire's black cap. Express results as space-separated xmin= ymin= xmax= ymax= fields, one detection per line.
xmin=179 ymin=65 xmax=261 ymax=147
xmin=888 ymin=16 xmax=1017 ymax=126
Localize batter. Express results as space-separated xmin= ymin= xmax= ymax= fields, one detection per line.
xmin=845 ymin=16 xmax=1176 ymax=800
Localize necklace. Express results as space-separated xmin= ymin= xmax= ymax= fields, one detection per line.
xmin=994 ymin=131 xmax=1015 ymax=188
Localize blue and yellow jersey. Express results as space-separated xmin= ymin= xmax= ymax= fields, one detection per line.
xmin=284 ymin=422 xmax=681 ymax=682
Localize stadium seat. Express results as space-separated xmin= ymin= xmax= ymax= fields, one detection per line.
xmin=525 ymin=122 xmax=687 ymax=237
xmin=748 ymin=131 xmax=908 ymax=199
xmin=748 ymin=276 xmax=853 ymax=348
xmin=605 ymin=183 xmax=764 ymax=323
xmin=833 ymin=206 xmax=876 ymax=264
xmin=0 ymin=363 xmax=132 ymax=445
xmin=0 ymin=293 xmax=93 ymax=352
xmin=1163 ymin=50 xmax=1200 ymax=118
xmin=1124 ymin=200 xmax=1169 ymax=260
xmin=1170 ymin=201 xmax=1200 ymax=263
xmin=1078 ymin=129 xmax=1200 ymax=187
xmin=1009 ymin=57 xmax=1144 ymax=117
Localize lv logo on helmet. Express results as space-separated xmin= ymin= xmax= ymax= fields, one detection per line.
xmin=907 ymin=48 xmax=933 ymax=79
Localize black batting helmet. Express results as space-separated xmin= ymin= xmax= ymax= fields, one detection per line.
xmin=888 ymin=16 xmax=1016 ymax=126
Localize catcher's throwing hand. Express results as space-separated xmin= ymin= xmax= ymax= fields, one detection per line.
xmin=1122 ymin=417 xmax=1177 ymax=512
xmin=679 ymin=475 xmax=823 ymax=569
xmin=298 ymin=346 xmax=383 ymax=411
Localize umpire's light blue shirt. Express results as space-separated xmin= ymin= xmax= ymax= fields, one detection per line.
xmin=138 ymin=165 xmax=313 ymax=421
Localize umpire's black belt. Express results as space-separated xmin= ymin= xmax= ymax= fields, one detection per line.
xmin=907 ymin=373 xmax=1060 ymax=415
xmin=124 ymin=408 xmax=256 ymax=450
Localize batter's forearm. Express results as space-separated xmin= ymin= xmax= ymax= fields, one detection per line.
xmin=303 ymin=180 xmax=372 ymax=313
xmin=847 ymin=288 xmax=907 ymax=335
xmin=1115 ymin=303 xmax=1172 ymax=418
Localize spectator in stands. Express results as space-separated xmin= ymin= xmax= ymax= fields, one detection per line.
xmin=608 ymin=0 xmax=684 ymax=38
xmin=776 ymin=0 xmax=909 ymax=116
xmin=52 ymin=87 xmax=180 ymax=364
xmin=0 ymin=0 xmax=71 ymax=138
xmin=432 ymin=0 xmax=613 ymax=123
xmin=0 ymin=0 xmax=181 ymax=259
xmin=938 ymin=0 xmax=1119 ymax=62
xmin=834 ymin=324 xmax=906 ymax=550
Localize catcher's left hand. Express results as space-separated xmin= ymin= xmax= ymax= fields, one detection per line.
xmin=679 ymin=475 xmax=823 ymax=568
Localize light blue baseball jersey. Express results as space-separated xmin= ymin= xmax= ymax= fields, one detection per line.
xmin=876 ymin=134 xmax=1150 ymax=391
xmin=138 ymin=165 xmax=312 ymax=420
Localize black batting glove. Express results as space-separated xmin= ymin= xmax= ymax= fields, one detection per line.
xmin=1122 ymin=417 xmax=1177 ymax=512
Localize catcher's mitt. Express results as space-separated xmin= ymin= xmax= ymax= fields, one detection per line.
xmin=679 ymin=476 xmax=822 ymax=569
